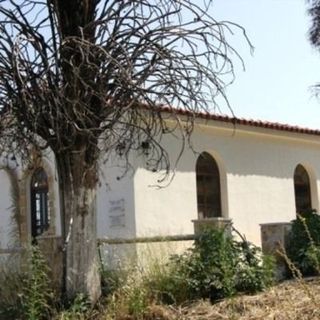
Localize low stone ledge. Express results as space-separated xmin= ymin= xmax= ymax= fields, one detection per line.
xmin=192 ymin=217 xmax=232 ymax=235
xmin=98 ymin=234 xmax=195 ymax=245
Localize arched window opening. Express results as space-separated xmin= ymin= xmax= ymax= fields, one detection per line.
xmin=196 ymin=152 xmax=221 ymax=219
xmin=294 ymin=164 xmax=312 ymax=214
xmin=31 ymin=168 xmax=49 ymax=237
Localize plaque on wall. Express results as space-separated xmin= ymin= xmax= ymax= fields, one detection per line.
xmin=109 ymin=199 xmax=125 ymax=227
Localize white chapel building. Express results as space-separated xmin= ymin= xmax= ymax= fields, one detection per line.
xmin=1 ymin=110 xmax=320 ymax=262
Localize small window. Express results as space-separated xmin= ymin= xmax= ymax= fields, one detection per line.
xmin=294 ymin=164 xmax=312 ymax=214
xmin=196 ymin=152 xmax=221 ymax=219
xmin=30 ymin=168 xmax=49 ymax=237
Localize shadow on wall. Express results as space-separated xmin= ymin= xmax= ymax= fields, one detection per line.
xmin=141 ymin=127 xmax=320 ymax=180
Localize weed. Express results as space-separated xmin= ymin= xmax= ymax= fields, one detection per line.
xmin=56 ymin=294 xmax=92 ymax=320
xmin=21 ymin=245 xmax=55 ymax=320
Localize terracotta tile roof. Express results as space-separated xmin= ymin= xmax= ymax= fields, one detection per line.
xmin=161 ymin=106 xmax=320 ymax=137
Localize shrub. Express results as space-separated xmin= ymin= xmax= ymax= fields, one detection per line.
xmin=146 ymin=228 xmax=274 ymax=304
xmin=286 ymin=210 xmax=320 ymax=276
xmin=168 ymin=230 xmax=273 ymax=301
xmin=234 ymin=241 xmax=275 ymax=293
xmin=171 ymin=229 xmax=238 ymax=301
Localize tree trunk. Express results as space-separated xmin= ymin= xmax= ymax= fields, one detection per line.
xmin=56 ymin=151 xmax=101 ymax=303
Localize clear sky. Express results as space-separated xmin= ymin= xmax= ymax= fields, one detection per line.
xmin=212 ymin=0 xmax=320 ymax=129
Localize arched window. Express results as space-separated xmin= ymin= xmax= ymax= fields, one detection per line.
xmin=294 ymin=164 xmax=312 ymax=214
xmin=30 ymin=168 xmax=49 ymax=237
xmin=196 ymin=152 xmax=221 ymax=219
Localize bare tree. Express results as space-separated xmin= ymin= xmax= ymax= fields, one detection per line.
xmin=0 ymin=0 xmax=248 ymax=302
xmin=309 ymin=0 xmax=320 ymax=47
xmin=307 ymin=1 xmax=320 ymax=96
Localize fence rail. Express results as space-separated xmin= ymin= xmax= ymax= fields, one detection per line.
xmin=97 ymin=234 xmax=195 ymax=245
xmin=0 ymin=234 xmax=196 ymax=256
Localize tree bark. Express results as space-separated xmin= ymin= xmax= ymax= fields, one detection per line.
xmin=56 ymin=151 xmax=101 ymax=303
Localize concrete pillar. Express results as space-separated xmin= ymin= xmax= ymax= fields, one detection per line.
xmin=260 ymin=222 xmax=292 ymax=279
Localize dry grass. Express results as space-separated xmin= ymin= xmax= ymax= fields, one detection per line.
xmin=138 ymin=278 xmax=320 ymax=320
xmin=52 ymin=277 xmax=320 ymax=319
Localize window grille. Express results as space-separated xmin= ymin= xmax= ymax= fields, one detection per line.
xmin=30 ymin=168 xmax=49 ymax=237
xmin=294 ymin=164 xmax=312 ymax=214
xmin=196 ymin=152 xmax=221 ymax=219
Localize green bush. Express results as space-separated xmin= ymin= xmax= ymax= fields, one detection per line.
xmin=144 ymin=228 xmax=275 ymax=304
xmin=173 ymin=228 xmax=274 ymax=302
xmin=286 ymin=210 xmax=320 ymax=276
xmin=172 ymin=229 xmax=237 ymax=301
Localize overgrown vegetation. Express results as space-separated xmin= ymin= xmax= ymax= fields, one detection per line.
xmin=150 ymin=228 xmax=274 ymax=303
xmin=0 ymin=256 xmax=24 ymax=319
xmin=20 ymin=245 xmax=55 ymax=320
xmin=286 ymin=210 xmax=320 ymax=276
xmin=56 ymin=294 xmax=93 ymax=320
xmin=0 ymin=229 xmax=275 ymax=319
xmin=101 ymin=228 xmax=275 ymax=319
xmin=0 ymin=245 xmax=54 ymax=320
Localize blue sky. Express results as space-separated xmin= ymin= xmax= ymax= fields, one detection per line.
xmin=212 ymin=0 xmax=320 ymax=129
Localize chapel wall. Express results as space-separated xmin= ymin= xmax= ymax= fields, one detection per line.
xmin=131 ymin=122 xmax=320 ymax=247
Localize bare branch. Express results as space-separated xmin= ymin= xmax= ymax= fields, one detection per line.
xmin=0 ymin=0 xmax=250 ymax=176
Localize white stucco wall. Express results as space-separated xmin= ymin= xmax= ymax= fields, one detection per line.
xmin=1 ymin=119 xmax=318 ymax=250
xmin=222 ymin=129 xmax=320 ymax=245
xmin=129 ymin=120 xmax=320 ymax=247
xmin=132 ymin=139 xmax=198 ymax=237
